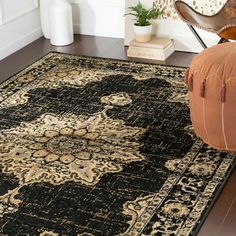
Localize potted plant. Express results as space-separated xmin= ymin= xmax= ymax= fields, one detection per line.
xmin=125 ymin=2 xmax=164 ymax=43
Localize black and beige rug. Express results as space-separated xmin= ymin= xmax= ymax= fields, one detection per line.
xmin=0 ymin=52 xmax=235 ymax=236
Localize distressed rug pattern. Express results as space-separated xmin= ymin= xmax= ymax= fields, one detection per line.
xmin=0 ymin=53 xmax=235 ymax=236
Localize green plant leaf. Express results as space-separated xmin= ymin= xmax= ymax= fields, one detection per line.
xmin=124 ymin=1 xmax=165 ymax=26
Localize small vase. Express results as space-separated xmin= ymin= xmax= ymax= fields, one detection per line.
xmin=40 ymin=0 xmax=51 ymax=39
xmin=49 ymin=0 xmax=74 ymax=46
xmin=134 ymin=25 xmax=152 ymax=43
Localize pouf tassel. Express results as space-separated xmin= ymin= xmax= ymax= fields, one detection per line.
xmin=184 ymin=68 xmax=190 ymax=86
xmin=188 ymin=75 xmax=193 ymax=91
xmin=220 ymin=83 xmax=226 ymax=103
xmin=200 ymin=79 xmax=206 ymax=98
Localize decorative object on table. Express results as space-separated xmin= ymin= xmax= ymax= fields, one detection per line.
xmin=127 ymin=36 xmax=175 ymax=60
xmin=40 ymin=0 xmax=51 ymax=39
xmin=174 ymin=0 xmax=236 ymax=48
xmin=125 ymin=2 xmax=165 ymax=43
xmin=185 ymin=42 xmax=236 ymax=151
xmin=49 ymin=0 xmax=74 ymax=46
xmin=0 ymin=52 xmax=235 ymax=235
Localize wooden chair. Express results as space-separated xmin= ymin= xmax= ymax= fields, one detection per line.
xmin=174 ymin=0 xmax=236 ymax=48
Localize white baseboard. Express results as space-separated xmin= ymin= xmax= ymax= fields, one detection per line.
xmin=73 ymin=24 xmax=124 ymax=38
xmin=0 ymin=27 xmax=43 ymax=60
xmin=172 ymin=36 xmax=218 ymax=53
xmin=70 ymin=0 xmax=124 ymax=7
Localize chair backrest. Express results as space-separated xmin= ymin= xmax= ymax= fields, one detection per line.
xmin=174 ymin=0 xmax=236 ymax=40
xmin=221 ymin=0 xmax=236 ymax=22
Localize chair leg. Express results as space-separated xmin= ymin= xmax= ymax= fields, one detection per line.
xmin=218 ymin=38 xmax=230 ymax=44
xmin=187 ymin=25 xmax=207 ymax=49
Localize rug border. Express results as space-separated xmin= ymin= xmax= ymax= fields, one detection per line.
xmin=0 ymin=51 xmax=188 ymax=88
xmin=0 ymin=52 xmax=55 ymax=87
xmin=50 ymin=51 xmax=189 ymax=69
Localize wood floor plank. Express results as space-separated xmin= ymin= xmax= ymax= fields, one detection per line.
xmin=216 ymin=195 xmax=236 ymax=236
xmin=198 ymin=169 xmax=236 ymax=236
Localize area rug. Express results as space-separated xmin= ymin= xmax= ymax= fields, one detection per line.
xmin=0 ymin=52 xmax=235 ymax=236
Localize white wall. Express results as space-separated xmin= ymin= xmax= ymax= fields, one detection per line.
xmin=70 ymin=0 xmax=125 ymax=38
xmin=0 ymin=1 xmax=42 ymax=60
xmin=125 ymin=0 xmax=220 ymax=53
xmin=1 ymin=0 xmax=224 ymax=60
xmin=0 ymin=0 xmax=124 ymax=60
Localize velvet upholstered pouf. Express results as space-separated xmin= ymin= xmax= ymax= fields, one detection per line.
xmin=185 ymin=42 xmax=236 ymax=151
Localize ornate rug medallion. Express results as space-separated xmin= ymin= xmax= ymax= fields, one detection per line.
xmin=0 ymin=112 xmax=144 ymax=186
xmin=0 ymin=52 xmax=235 ymax=235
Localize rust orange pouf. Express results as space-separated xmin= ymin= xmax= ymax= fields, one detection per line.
xmin=185 ymin=42 xmax=236 ymax=151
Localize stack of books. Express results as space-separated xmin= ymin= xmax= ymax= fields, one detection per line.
xmin=127 ymin=37 xmax=175 ymax=61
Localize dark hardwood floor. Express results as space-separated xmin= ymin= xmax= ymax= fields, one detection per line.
xmin=0 ymin=34 xmax=235 ymax=236
xmin=0 ymin=35 xmax=195 ymax=83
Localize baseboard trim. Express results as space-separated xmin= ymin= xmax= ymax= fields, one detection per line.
xmin=172 ymin=36 xmax=219 ymax=53
xmin=0 ymin=28 xmax=43 ymax=60
xmin=73 ymin=24 xmax=124 ymax=39
xmin=70 ymin=0 xmax=125 ymax=7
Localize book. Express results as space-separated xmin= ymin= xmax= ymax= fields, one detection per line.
xmin=130 ymin=37 xmax=173 ymax=49
xmin=127 ymin=42 xmax=175 ymax=61
xmin=128 ymin=42 xmax=174 ymax=55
